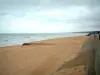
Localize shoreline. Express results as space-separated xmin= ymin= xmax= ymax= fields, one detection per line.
xmin=0 ymin=36 xmax=88 ymax=75
xmin=0 ymin=35 xmax=86 ymax=48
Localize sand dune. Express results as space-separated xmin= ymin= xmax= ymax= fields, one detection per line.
xmin=0 ymin=36 xmax=88 ymax=75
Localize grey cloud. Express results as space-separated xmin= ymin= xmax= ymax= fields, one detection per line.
xmin=54 ymin=0 xmax=100 ymax=6
xmin=0 ymin=12 xmax=8 ymax=16
xmin=0 ymin=0 xmax=100 ymax=32
xmin=0 ymin=0 xmax=100 ymax=8
xmin=0 ymin=0 xmax=40 ymax=5
xmin=0 ymin=0 xmax=100 ymax=14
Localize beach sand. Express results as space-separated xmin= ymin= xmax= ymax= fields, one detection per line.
xmin=0 ymin=36 xmax=88 ymax=75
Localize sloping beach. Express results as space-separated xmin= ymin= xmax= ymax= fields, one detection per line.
xmin=0 ymin=36 xmax=88 ymax=75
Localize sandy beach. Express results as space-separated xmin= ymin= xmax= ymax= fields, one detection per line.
xmin=0 ymin=36 xmax=88 ymax=75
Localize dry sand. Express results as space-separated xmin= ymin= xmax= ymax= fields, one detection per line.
xmin=0 ymin=36 xmax=88 ymax=75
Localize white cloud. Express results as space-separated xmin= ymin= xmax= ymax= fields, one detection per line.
xmin=0 ymin=5 xmax=99 ymax=33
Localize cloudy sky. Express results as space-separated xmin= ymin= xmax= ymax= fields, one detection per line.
xmin=0 ymin=0 xmax=100 ymax=33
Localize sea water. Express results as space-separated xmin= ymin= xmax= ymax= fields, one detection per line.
xmin=0 ymin=33 xmax=87 ymax=47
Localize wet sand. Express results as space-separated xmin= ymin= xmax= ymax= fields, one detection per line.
xmin=0 ymin=36 xmax=88 ymax=75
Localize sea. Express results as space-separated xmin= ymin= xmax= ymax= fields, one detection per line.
xmin=0 ymin=33 xmax=87 ymax=47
